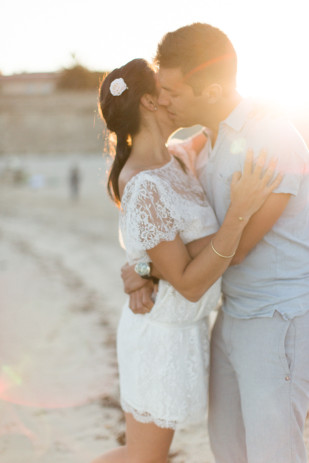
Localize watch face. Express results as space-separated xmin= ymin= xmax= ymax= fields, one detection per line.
xmin=135 ymin=262 xmax=151 ymax=277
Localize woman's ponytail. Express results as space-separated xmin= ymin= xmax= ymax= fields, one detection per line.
xmin=98 ymin=59 xmax=157 ymax=207
xmin=107 ymin=131 xmax=131 ymax=205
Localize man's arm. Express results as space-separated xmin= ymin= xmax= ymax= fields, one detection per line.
xmin=231 ymin=192 xmax=291 ymax=264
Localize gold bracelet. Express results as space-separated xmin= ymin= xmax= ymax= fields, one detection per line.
xmin=211 ymin=239 xmax=236 ymax=259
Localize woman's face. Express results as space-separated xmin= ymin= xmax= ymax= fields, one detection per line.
xmin=154 ymin=74 xmax=180 ymax=139
xmin=157 ymin=104 xmax=179 ymax=137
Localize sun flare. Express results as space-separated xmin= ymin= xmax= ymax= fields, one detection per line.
xmin=231 ymin=1 xmax=309 ymax=111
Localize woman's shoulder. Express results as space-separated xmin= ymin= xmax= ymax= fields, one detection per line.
xmin=119 ymin=165 xmax=150 ymax=198
xmin=119 ymin=168 xmax=165 ymax=208
xmin=118 ymin=166 xmax=138 ymax=200
xmin=120 ymin=157 xmax=176 ymax=202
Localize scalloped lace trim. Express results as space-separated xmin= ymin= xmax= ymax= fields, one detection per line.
xmin=121 ymin=398 xmax=177 ymax=430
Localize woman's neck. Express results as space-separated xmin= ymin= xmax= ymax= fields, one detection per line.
xmin=130 ymin=119 xmax=170 ymax=169
xmin=117 ymin=115 xmax=172 ymax=200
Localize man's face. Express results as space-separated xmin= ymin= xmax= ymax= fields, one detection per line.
xmin=157 ymin=67 xmax=206 ymax=127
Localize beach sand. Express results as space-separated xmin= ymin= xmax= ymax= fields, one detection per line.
xmin=0 ymin=154 xmax=308 ymax=463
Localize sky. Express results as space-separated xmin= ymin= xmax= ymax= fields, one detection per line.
xmin=2 ymin=0 xmax=309 ymax=109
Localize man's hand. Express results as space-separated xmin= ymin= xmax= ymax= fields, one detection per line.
xmin=129 ymin=281 xmax=155 ymax=314
xmin=121 ymin=263 xmax=146 ymax=294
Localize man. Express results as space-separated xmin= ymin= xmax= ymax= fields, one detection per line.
xmin=123 ymin=23 xmax=309 ymax=462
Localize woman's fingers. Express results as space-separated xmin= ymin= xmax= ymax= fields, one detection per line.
xmin=243 ymin=149 xmax=254 ymax=176
xmin=244 ymin=149 xmax=281 ymax=191
xmin=267 ymin=172 xmax=283 ymax=192
xmin=259 ymin=158 xmax=277 ymax=186
xmin=252 ymin=149 xmax=267 ymax=178
xmin=231 ymin=170 xmax=241 ymax=186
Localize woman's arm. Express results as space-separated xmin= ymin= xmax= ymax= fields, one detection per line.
xmin=147 ymin=212 xmax=242 ymax=302
xmin=122 ymin=151 xmax=281 ymax=309
xmin=147 ymin=151 xmax=281 ymax=302
xmin=186 ymin=234 xmax=214 ymax=258
xmin=120 ymin=233 xmax=213 ymax=296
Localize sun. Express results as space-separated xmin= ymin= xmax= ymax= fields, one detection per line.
xmin=230 ymin=1 xmax=309 ymax=111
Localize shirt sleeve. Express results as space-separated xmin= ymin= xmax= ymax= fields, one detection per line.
xmin=168 ymin=138 xmax=195 ymax=173
xmin=168 ymin=130 xmax=208 ymax=174
xmin=267 ymin=119 xmax=308 ymax=196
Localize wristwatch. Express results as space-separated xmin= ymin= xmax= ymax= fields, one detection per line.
xmin=134 ymin=262 xmax=152 ymax=279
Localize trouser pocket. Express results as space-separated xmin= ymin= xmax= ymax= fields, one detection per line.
xmin=277 ymin=313 xmax=295 ymax=375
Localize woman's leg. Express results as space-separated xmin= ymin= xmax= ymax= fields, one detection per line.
xmin=91 ymin=412 xmax=175 ymax=463
xmin=91 ymin=447 xmax=127 ymax=463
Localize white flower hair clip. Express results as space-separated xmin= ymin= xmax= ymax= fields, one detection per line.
xmin=109 ymin=78 xmax=128 ymax=96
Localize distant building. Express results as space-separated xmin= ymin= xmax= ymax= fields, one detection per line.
xmin=0 ymin=72 xmax=60 ymax=95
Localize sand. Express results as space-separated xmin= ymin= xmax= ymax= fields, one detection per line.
xmin=0 ymin=154 xmax=308 ymax=463
xmin=0 ymin=154 xmax=215 ymax=463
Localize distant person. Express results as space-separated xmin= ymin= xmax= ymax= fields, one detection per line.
xmin=91 ymin=58 xmax=280 ymax=463
xmin=69 ymin=164 xmax=81 ymax=200
xmin=123 ymin=23 xmax=309 ymax=463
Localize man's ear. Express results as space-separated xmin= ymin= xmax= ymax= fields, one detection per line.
xmin=203 ymin=83 xmax=223 ymax=104
xmin=140 ymin=94 xmax=158 ymax=111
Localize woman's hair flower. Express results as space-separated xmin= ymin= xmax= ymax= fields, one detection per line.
xmin=109 ymin=78 xmax=128 ymax=96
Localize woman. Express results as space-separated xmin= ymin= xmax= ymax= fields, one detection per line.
xmin=92 ymin=59 xmax=281 ymax=463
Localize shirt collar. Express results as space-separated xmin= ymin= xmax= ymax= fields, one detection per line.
xmin=221 ymin=98 xmax=255 ymax=132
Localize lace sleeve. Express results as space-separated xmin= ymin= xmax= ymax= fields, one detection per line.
xmin=121 ymin=174 xmax=181 ymax=251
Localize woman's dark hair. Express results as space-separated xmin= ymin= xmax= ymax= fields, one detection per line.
xmin=98 ymin=58 xmax=157 ymax=206
xmin=155 ymin=23 xmax=237 ymax=95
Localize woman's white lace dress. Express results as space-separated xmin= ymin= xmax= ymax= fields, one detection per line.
xmin=118 ymin=154 xmax=221 ymax=429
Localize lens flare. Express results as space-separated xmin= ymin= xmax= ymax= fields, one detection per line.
xmin=2 ymin=365 xmax=22 ymax=387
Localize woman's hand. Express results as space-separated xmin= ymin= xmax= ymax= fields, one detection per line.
xmin=230 ymin=149 xmax=283 ymax=220
xmin=121 ymin=262 xmax=146 ymax=294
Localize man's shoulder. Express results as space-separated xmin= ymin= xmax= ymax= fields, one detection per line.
xmin=244 ymin=100 xmax=288 ymax=128
xmin=223 ymin=98 xmax=295 ymax=142
xmin=241 ymin=100 xmax=308 ymax=154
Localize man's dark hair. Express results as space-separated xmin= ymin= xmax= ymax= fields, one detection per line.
xmin=155 ymin=23 xmax=237 ymax=94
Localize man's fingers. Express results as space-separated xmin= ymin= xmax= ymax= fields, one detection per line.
xmin=128 ymin=285 xmax=154 ymax=314
xmin=121 ymin=263 xmax=147 ymax=294
xmin=120 ymin=262 xmax=130 ymax=278
xmin=129 ymin=292 xmax=145 ymax=314
xmin=142 ymin=291 xmax=154 ymax=311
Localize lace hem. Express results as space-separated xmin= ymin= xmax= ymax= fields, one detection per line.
xmin=121 ymin=398 xmax=177 ymax=430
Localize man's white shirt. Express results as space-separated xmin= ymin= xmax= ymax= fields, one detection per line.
xmin=196 ymin=98 xmax=309 ymax=319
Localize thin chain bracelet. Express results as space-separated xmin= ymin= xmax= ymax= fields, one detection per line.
xmin=211 ymin=239 xmax=236 ymax=259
